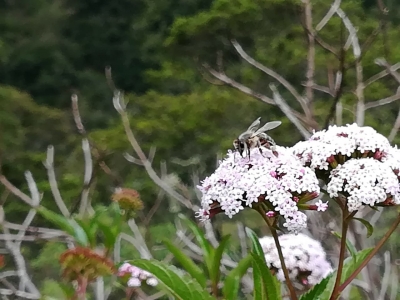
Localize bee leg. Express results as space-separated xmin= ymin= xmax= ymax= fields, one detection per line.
xmin=257 ymin=140 xmax=268 ymax=157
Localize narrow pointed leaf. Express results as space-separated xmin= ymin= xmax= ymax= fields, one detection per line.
xmin=130 ymin=259 xmax=214 ymax=300
xmin=353 ymin=218 xmax=374 ymax=238
xmin=36 ymin=206 xmax=75 ymax=235
xmin=252 ymin=258 xmax=265 ymax=300
xmin=74 ymin=219 xmax=97 ymax=248
xmin=223 ymin=255 xmax=252 ymax=300
xmin=69 ymin=219 xmax=90 ymax=246
xmin=251 ymin=253 xmax=281 ymax=300
xmin=178 ymin=214 xmax=213 ymax=270
xmin=210 ymin=235 xmax=231 ymax=285
xmin=163 ymin=239 xmax=207 ymax=288
xmin=36 ymin=206 xmax=89 ymax=246
xmin=245 ymin=228 xmax=266 ymax=263
xmin=331 ymin=231 xmax=357 ymax=259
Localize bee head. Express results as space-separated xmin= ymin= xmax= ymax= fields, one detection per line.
xmin=233 ymin=139 xmax=245 ymax=156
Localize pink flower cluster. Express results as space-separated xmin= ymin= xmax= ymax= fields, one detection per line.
xmin=196 ymin=146 xmax=322 ymax=232
xmin=118 ymin=262 xmax=158 ymax=287
xmin=259 ymin=233 xmax=332 ymax=286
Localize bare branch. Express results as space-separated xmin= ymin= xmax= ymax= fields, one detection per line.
xmin=71 ymin=94 xmax=86 ymax=135
xmin=0 ymin=288 xmax=39 ymax=299
xmin=316 ymin=0 xmax=341 ymax=31
xmin=269 ymin=84 xmax=311 ymax=139
xmin=78 ymin=139 xmax=93 ymax=215
xmin=364 ymin=63 xmax=400 ymax=87
xmin=43 ymin=146 xmax=70 ymax=217
xmin=364 ymin=93 xmax=400 ymax=109
xmin=377 ymin=251 xmax=391 ymax=300
xmin=231 ymin=39 xmax=311 ymax=118
xmin=203 ymin=64 xmax=274 ymax=105
xmin=304 ymin=83 xmax=333 ymax=96
xmin=303 ymin=0 xmax=315 ymax=105
xmin=0 ymin=176 xmax=33 ymax=206
xmin=375 ymin=58 xmax=400 ymax=84
xmin=128 ymin=219 xmax=152 ymax=259
xmin=388 ymin=107 xmax=400 ymax=142
xmin=336 ymin=8 xmax=361 ymax=58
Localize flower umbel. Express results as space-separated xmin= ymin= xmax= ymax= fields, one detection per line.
xmin=197 ymin=146 xmax=320 ymax=232
xmin=292 ymin=123 xmax=400 ymax=211
xmin=59 ymin=247 xmax=115 ymax=282
xmin=259 ymin=233 xmax=332 ymax=287
xmin=118 ymin=262 xmax=158 ymax=287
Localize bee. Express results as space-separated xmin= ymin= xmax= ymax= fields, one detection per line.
xmin=233 ymin=117 xmax=282 ymax=159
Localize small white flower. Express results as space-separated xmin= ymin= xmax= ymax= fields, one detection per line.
xmin=315 ymin=200 xmax=329 ymax=212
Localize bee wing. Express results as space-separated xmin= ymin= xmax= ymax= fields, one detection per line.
xmin=238 ymin=131 xmax=253 ymax=140
xmin=246 ymin=117 xmax=261 ymax=133
xmin=255 ymin=121 xmax=282 ymax=134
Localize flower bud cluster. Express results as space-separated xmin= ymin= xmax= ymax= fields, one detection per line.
xmin=118 ymin=262 xmax=158 ymax=287
xmin=259 ymin=234 xmax=332 ymax=286
xmin=197 ymin=146 xmax=321 ymax=232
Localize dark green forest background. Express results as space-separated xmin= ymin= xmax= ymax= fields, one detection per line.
xmin=1 ymin=0 xmax=400 ymax=298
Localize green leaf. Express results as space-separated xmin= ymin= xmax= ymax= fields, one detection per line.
xmin=163 ymin=239 xmax=207 ymax=288
xmin=223 ymin=255 xmax=252 ymax=300
xmin=36 ymin=206 xmax=89 ymax=246
xmin=178 ymin=214 xmax=213 ymax=270
xmin=130 ymin=259 xmax=215 ymax=300
xmin=96 ymin=221 xmax=120 ymax=250
xmin=68 ymin=219 xmax=91 ymax=247
xmin=36 ymin=206 xmax=75 ymax=235
xmin=317 ymin=248 xmax=374 ymax=300
xmin=245 ymin=228 xmax=281 ymax=300
xmin=252 ymin=257 xmax=265 ymax=300
xmin=210 ymin=235 xmax=231 ymax=286
xmin=251 ymin=253 xmax=281 ymax=300
xmin=352 ymin=218 xmax=374 ymax=238
xmin=299 ymin=273 xmax=333 ymax=300
xmin=74 ymin=218 xmax=97 ymax=248
xmin=331 ymin=231 xmax=357 ymax=259
xmin=245 ymin=228 xmax=265 ymax=263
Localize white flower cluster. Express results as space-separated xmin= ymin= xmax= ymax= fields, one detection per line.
xmin=292 ymin=123 xmax=400 ymax=211
xmin=328 ymin=158 xmax=400 ymax=211
xmin=118 ymin=262 xmax=158 ymax=287
xmin=292 ymin=123 xmax=391 ymax=170
xmin=259 ymin=233 xmax=332 ymax=286
xmin=197 ymin=146 xmax=321 ymax=232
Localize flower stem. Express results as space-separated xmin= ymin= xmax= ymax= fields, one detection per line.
xmin=257 ymin=208 xmax=298 ymax=300
xmin=334 ymin=213 xmax=400 ymax=299
xmin=330 ymin=208 xmax=349 ymax=300
xmin=76 ymin=276 xmax=88 ymax=300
